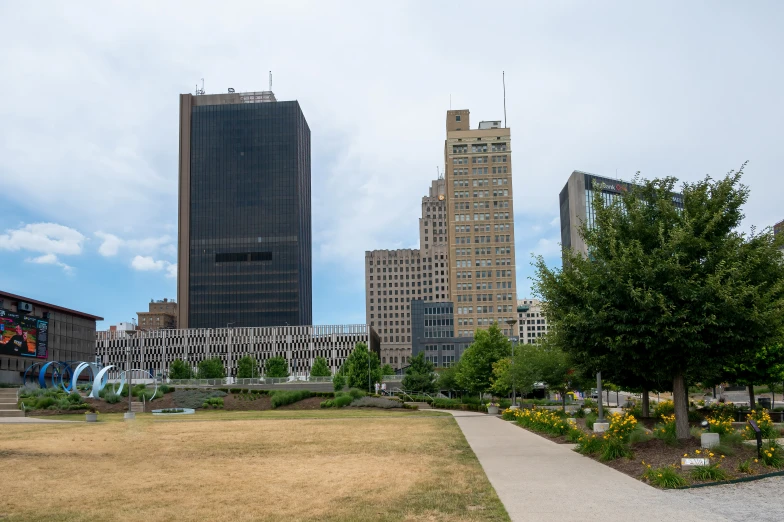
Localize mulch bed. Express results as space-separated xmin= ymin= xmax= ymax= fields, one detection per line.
xmin=509 ymin=419 xmax=776 ymax=486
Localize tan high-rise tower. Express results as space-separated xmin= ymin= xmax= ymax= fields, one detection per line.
xmin=445 ymin=110 xmax=517 ymax=337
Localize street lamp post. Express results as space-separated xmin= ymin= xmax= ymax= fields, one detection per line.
xmin=505 ymin=319 xmax=518 ymax=408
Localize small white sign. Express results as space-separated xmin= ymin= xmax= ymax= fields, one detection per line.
xmin=681 ymin=458 xmax=710 ymax=469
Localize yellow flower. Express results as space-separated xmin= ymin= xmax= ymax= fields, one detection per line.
xmin=720 ymin=455 xmax=725 ymax=459
xmin=709 ymin=453 xmax=714 ymax=457
xmin=695 ymin=450 xmax=701 ymax=454
xmin=754 ymin=459 xmax=758 ymax=463
xmin=683 ymin=454 xmax=688 ymax=457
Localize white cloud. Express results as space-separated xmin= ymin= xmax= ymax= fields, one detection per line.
xmin=96 ymin=231 xmax=173 ymax=258
xmin=26 ymin=253 xmax=74 ymax=274
xmin=131 ymin=255 xmax=176 ymax=278
xmin=96 ymin=232 xmax=123 ymax=256
xmin=0 ymin=223 xmax=85 ymax=255
xmin=531 ymin=237 xmax=562 ymax=258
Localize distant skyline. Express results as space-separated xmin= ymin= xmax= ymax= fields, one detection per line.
xmin=1 ymin=1 xmax=783 ymax=328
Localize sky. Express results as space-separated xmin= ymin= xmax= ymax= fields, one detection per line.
xmin=1 ymin=1 xmax=783 ymax=329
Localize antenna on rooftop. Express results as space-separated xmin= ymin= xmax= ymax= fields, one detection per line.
xmin=195 ymin=78 xmax=205 ymax=95
xmin=502 ymin=71 xmax=507 ymax=128
xmin=269 ymin=71 xmax=272 ymax=92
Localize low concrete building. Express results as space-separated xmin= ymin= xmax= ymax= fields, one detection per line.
xmin=0 ymin=290 xmax=103 ymax=384
xmin=95 ymin=324 xmax=379 ymax=379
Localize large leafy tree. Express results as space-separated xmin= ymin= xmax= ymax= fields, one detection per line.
xmin=197 ymin=357 xmax=225 ymax=379
xmin=264 ymin=356 xmax=289 ymax=378
xmin=535 ymin=167 xmax=784 ymax=439
xmin=402 ymin=353 xmax=437 ymax=393
xmin=309 ymin=356 xmax=332 ymax=377
xmin=456 ymin=323 xmax=511 ymax=399
xmin=236 ymin=356 xmax=259 ymax=379
xmin=338 ymin=343 xmax=382 ymax=392
xmin=168 ymin=359 xmax=193 ymax=380
xmin=381 ymin=363 xmax=396 ymax=376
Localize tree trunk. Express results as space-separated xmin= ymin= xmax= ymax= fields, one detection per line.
xmin=562 ymin=392 xmax=566 ymax=412
xmin=673 ymin=372 xmax=690 ymax=440
xmin=641 ymin=388 xmax=650 ymax=418
xmin=616 ymin=390 xmax=619 ymax=407
xmin=748 ymin=384 xmax=756 ymax=410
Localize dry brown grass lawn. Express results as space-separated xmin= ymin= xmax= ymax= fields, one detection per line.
xmin=0 ymin=412 xmax=508 ymax=522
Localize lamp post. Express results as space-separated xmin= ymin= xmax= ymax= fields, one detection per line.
xmin=505 ymin=319 xmax=518 ymax=408
xmin=124 ymin=343 xmax=134 ymax=420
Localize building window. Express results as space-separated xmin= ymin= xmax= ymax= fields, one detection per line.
xmin=456 ymin=115 xmax=461 ymax=122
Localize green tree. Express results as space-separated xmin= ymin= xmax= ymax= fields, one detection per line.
xmin=436 ymin=366 xmax=459 ymax=393
xmin=381 ymin=363 xmax=396 ymax=376
xmin=309 ymin=356 xmax=332 ymax=377
xmin=455 ymin=323 xmax=511 ymax=400
xmin=535 ymin=167 xmax=784 ymax=439
xmin=264 ymin=356 xmax=289 ymax=378
xmin=168 ymin=359 xmax=193 ymax=380
xmin=402 ymin=352 xmax=437 ymax=393
xmin=332 ymin=373 xmax=346 ymax=391
xmin=196 ymin=357 xmax=225 ymax=379
xmin=338 ymin=343 xmax=382 ymax=392
xmin=236 ymin=355 xmax=259 ymax=379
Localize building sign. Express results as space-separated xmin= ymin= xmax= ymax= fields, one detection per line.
xmin=585 ymin=175 xmax=629 ymax=194
xmin=0 ymin=309 xmax=48 ymax=359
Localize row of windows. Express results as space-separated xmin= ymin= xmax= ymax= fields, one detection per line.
xmin=455 ymin=246 xmax=512 ymax=257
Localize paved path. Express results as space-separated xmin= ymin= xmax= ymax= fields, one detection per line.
xmin=441 ymin=411 xmax=726 ymax=522
xmin=0 ymin=417 xmax=78 ymax=424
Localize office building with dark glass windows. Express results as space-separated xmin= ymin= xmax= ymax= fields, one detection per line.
xmin=559 ymin=170 xmax=684 ymax=257
xmin=177 ymin=89 xmax=312 ymax=329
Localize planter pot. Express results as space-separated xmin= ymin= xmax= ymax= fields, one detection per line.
xmin=85 ymin=413 xmax=98 ymax=423
xmin=487 ymin=406 xmax=499 ymax=415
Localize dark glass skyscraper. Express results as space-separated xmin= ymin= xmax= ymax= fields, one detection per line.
xmin=177 ymin=90 xmax=312 ymax=329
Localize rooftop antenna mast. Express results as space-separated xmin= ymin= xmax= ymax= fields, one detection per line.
xmin=269 ymin=71 xmax=272 ymax=92
xmin=502 ymin=71 xmax=507 ymax=128
xmin=437 ymin=166 xmax=443 ymax=180
xmin=195 ymin=78 xmax=205 ymax=95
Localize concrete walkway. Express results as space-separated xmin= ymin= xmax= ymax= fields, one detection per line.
xmin=442 ymin=411 xmax=727 ymax=522
xmin=0 ymin=417 xmax=78 ymax=424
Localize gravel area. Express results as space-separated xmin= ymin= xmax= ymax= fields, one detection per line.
xmin=666 ymin=476 xmax=784 ymax=522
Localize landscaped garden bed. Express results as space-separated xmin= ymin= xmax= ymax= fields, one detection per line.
xmin=503 ymin=405 xmax=784 ymax=488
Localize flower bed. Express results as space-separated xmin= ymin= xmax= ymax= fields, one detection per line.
xmin=502 ymin=406 xmax=784 ymax=488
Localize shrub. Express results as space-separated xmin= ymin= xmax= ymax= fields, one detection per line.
xmin=743 ymin=409 xmax=777 ymax=440
xmin=332 ymin=373 xmax=346 ymax=391
xmin=56 ymin=398 xmax=71 ymax=410
xmin=720 ymin=431 xmax=744 ymax=447
xmin=34 ymin=397 xmax=56 ymax=410
xmin=760 ymin=440 xmax=783 ymax=468
xmin=707 ymin=413 xmax=734 ymax=435
xmin=653 ymin=414 xmax=677 ymax=446
xmin=202 ymin=397 xmax=224 ymax=409
xmin=159 ymin=384 xmax=173 ymax=394
xmin=585 ymin=413 xmax=598 ymax=430
xmin=575 ymin=434 xmax=603 ymax=455
xmin=600 ymin=436 xmax=633 ymax=461
xmin=348 ymin=388 xmax=366 ymax=400
xmin=349 ymin=397 xmax=401 ymax=409
xmin=270 ymin=390 xmax=311 ymax=409
xmin=172 ymin=389 xmax=226 ymax=409
xmin=502 ymin=409 xmax=517 ymax=421
xmin=628 ymin=426 xmax=653 ymax=445
xmin=573 ymin=408 xmax=586 ymax=419
xmin=18 ymin=384 xmax=43 ymax=398
xmin=567 ymin=428 xmax=583 ymax=443
xmin=691 ymin=462 xmax=729 ymax=481
xmin=105 ymin=392 xmax=120 ymax=404
xmin=737 ymin=459 xmax=753 ymax=474
xmin=509 ymin=408 xmax=571 ymax=436
xmin=582 ymin=398 xmax=595 ymax=409
xmin=653 ymin=400 xmax=674 ymax=421
xmin=320 ymin=400 xmax=333 ymax=408
xmin=333 ymin=395 xmax=353 ymax=408
xmin=606 ymin=412 xmax=638 ymax=442
xmin=642 ymin=464 xmax=687 ymax=488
